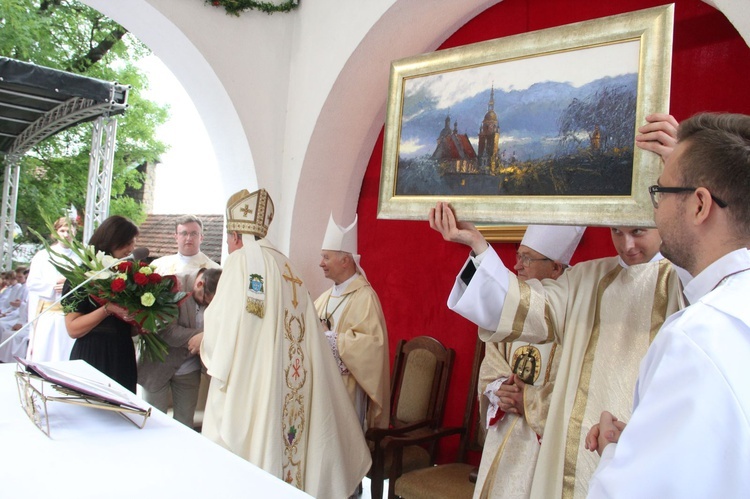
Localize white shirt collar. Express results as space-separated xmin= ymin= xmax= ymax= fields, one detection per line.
xmin=332 ymin=273 xmax=358 ymax=297
xmin=683 ymin=248 xmax=750 ymax=305
xmin=617 ymin=251 xmax=664 ymax=269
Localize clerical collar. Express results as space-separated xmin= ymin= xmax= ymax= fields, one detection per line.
xmin=177 ymin=252 xmax=197 ymax=262
xmin=332 ymin=273 xmax=357 ymax=297
xmin=618 ymin=251 xmax=663 ymax=269
xmin=683 ymin=248 xmax=750 ymax=305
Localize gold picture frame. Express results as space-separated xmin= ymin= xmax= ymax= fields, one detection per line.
xmin=477 ymin=225 xmax=526 ymax=243
xmin=377 ymin=5 xmax=674 ymax=227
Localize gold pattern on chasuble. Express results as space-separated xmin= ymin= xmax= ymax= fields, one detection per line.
xmin=282 ymin=263 xmax=303 ymax=309
xmin=508 ymin=280 xmax=532 ymax=343
xmin=479 ymin=416 xmax=522 ymax=499
xmin=561 ymin=265 xmax=621 ymax=499
xmin=282 ymin=309 xmax=307 ymax=490
xmin=651 ymin=259 xmax=675 ymax=341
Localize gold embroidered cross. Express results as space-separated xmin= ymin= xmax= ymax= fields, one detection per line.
xmin=240 ymin=204 xmax=252 ymax=217
xmin=283 ymin=263 xmax=303 ymax=308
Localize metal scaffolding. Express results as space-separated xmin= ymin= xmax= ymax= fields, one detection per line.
xmin=0 ymin=57 xmax=129 ymax=270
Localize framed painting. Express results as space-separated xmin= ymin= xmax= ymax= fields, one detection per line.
xmin=377 ymin=5 xmax=674 ymax=227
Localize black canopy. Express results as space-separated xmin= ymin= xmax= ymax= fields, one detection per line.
xmin=0 ymin=57 xmax=128 ymax=156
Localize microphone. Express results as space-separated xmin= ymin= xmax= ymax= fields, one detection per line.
xmin=0 ymin=247 xmax=150 ymax=351
xmin=130 ymin=247 xmax=150 ymax=261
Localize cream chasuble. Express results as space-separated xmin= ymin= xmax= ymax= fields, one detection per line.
xmin=477 ymin=257 xmax=683 ymax=499
xmin=201 ymin=239 xmax=370 ymax=498
xmin=474 ymin=337 xmax=559 ymax=499
xmin=314 ymin=273 xmax=390 ymax=430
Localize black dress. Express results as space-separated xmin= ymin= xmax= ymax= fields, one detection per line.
xmin=63 ymin=281 xmax=137 ymax=393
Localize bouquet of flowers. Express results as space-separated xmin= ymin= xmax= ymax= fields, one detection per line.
xmin=31 ymin=223 xmax=187 ymax=362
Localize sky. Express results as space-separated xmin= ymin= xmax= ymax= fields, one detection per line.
xmin=137 ymin=55 xmax=224 ymax=215
xmin=403 ymin=40 xmax=640 ymax=113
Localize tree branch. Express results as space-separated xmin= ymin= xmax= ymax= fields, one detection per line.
xmin=66 ymin=26 xmax=128 ymax=73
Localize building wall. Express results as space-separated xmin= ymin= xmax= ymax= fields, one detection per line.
xmin=81 ymin=0 xmax=750 ymax=463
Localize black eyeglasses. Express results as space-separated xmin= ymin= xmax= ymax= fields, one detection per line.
xmin=648 ymin=185 xmax=728 ymax=209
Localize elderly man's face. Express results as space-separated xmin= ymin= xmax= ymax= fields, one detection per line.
xmin=513 ymin=245 xmax=559 ymax=281
xmin=175 ymin=222 xmax=203 ymax=257
xmin=320 ymin=250 xmax=351 ymax=285
xmin=610 ymin=227 xmax=662 ymax=266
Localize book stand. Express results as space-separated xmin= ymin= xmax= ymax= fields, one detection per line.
xmin=14 ymin=362 xmax=151 ymax=437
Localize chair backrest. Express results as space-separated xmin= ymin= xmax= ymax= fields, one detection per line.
xmin=390 ymin=336 xmax=455 ymax=429
xmin=456 ymin=336 xmax=486 ymax=462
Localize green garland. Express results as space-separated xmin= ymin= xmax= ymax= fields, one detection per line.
xmin=206 ymin=0 xmax=299 ymax=16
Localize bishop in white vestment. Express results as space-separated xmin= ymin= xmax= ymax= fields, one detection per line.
xmin=201 ymin=189 xmax=370 ymax=498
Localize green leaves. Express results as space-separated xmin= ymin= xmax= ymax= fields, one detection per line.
xmin=4 ymin=0 xmax=169 ymax=241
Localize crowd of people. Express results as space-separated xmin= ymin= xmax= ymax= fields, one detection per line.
xmin=2 ymin=111 xmax=748 ymax=497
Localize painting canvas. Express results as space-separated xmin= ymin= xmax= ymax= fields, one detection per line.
xmin=378 ymin=5 xmax=674 ymax=227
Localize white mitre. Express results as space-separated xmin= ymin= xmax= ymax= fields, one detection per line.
xmin=521 ymin=225 xmax=585 ymax=265
xmin=322 ymin=213 xmax=366 ymax=278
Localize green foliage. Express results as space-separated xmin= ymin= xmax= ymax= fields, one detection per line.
xmin=0 ymin=0 xmax=168 ymax=241
xmin=204 ymin=0 xmax=298 ymax=16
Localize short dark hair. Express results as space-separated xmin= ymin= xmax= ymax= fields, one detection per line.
xmin=200 ymin=268 xmax=222 ymax=296
xmin=174 ymin=215 xmax=203 ymax=233
xmin=88 ymin=215 xmax=139 ymax=255
xmin=677 ymin=113 xmax=750 ymax=236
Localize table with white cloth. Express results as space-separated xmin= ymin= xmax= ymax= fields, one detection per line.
xmin=0 ymin=360 xmax=311 ymax=498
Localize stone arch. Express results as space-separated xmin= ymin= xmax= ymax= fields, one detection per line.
xmin=80 ymin=0 xmax=255 ymax=210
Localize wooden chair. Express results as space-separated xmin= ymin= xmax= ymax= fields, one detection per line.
xmin=366 ymin=336 xmax=456 ymax=499
xmin=389 ymin=336 xmax=486 ymax=499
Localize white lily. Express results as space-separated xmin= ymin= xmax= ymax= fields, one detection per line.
xmin=85 ymin=269 xmax=113 ymax=280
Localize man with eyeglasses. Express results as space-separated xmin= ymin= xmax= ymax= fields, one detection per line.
xmin=474 ymin=224 xmax=583 ymax=499
xmin=428 ymin=113 xmax=688 ymax=498
xmin=151 ymin=215 xmax=220 ymax=275
xmin=586 ymin=113 xmax=750 ymax=497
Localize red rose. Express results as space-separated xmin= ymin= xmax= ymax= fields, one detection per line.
xmin=118 ymin=261 xmax=133 ymax=272
xmin=148 ymin=273 xmax=163 ymax=284
xmin=139 ymin=261 xmax=149 ymax=267
xmin=133 ymin=272 xmax=149 ymax=286
xmin=111 ymin=278 xmax=127 ymax=292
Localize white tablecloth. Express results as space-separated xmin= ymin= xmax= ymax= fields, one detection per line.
xmin=0 ymin=360 xmax=311 ymax=498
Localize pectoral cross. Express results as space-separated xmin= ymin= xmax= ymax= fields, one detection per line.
xmin=283 ymin=263 xmax=303 ymax=308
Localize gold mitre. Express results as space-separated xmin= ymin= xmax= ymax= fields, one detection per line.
xmin=226 ymin=188 xmax=275 ymax=238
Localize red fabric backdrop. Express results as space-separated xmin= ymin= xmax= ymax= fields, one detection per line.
xmin=357 ymin=0 xmax=750 ymax=463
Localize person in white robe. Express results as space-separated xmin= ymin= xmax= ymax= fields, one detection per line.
xmin=474 ymin=225 xmax=584 ymax=499
xmin=150 ymin=215 xmax=220 ymax=275
xmin=586 ymin=112 xmax=750 ymax=497
xmin=0 ymin=267 xmax=28 ymax=328
xmin=200 ymin=188 xmax=370 ymax=498
xmin=314 ymin=213 xmax=390 ymax=431
xmin=0 ymin=267 xmax=29 ymax=362
xmin=26 ymin=217 xmax=78 ymax=362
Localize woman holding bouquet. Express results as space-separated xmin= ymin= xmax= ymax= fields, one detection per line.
xmin=63 ymin=216 xmax=140 ymax=393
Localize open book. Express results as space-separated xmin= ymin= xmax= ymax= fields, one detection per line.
xmin=16 ymin=357 xmax=149 ymax=413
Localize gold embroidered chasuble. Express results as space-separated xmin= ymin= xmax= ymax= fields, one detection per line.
xmin=201 ymin=239 xmax=370 ymax=497
xmin=480 ymin=257 xmax=683 ymax=499
xmin=474 ymin=337 xmax=559 ymax=499
xmin=314 ymin=273 xmax=391 ymax=429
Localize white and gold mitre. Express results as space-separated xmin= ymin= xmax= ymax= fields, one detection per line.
xmin=226 ymin=188 xmax=275 ymax=238
xmin=321 ymin=213 xmax=357 ymax=254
